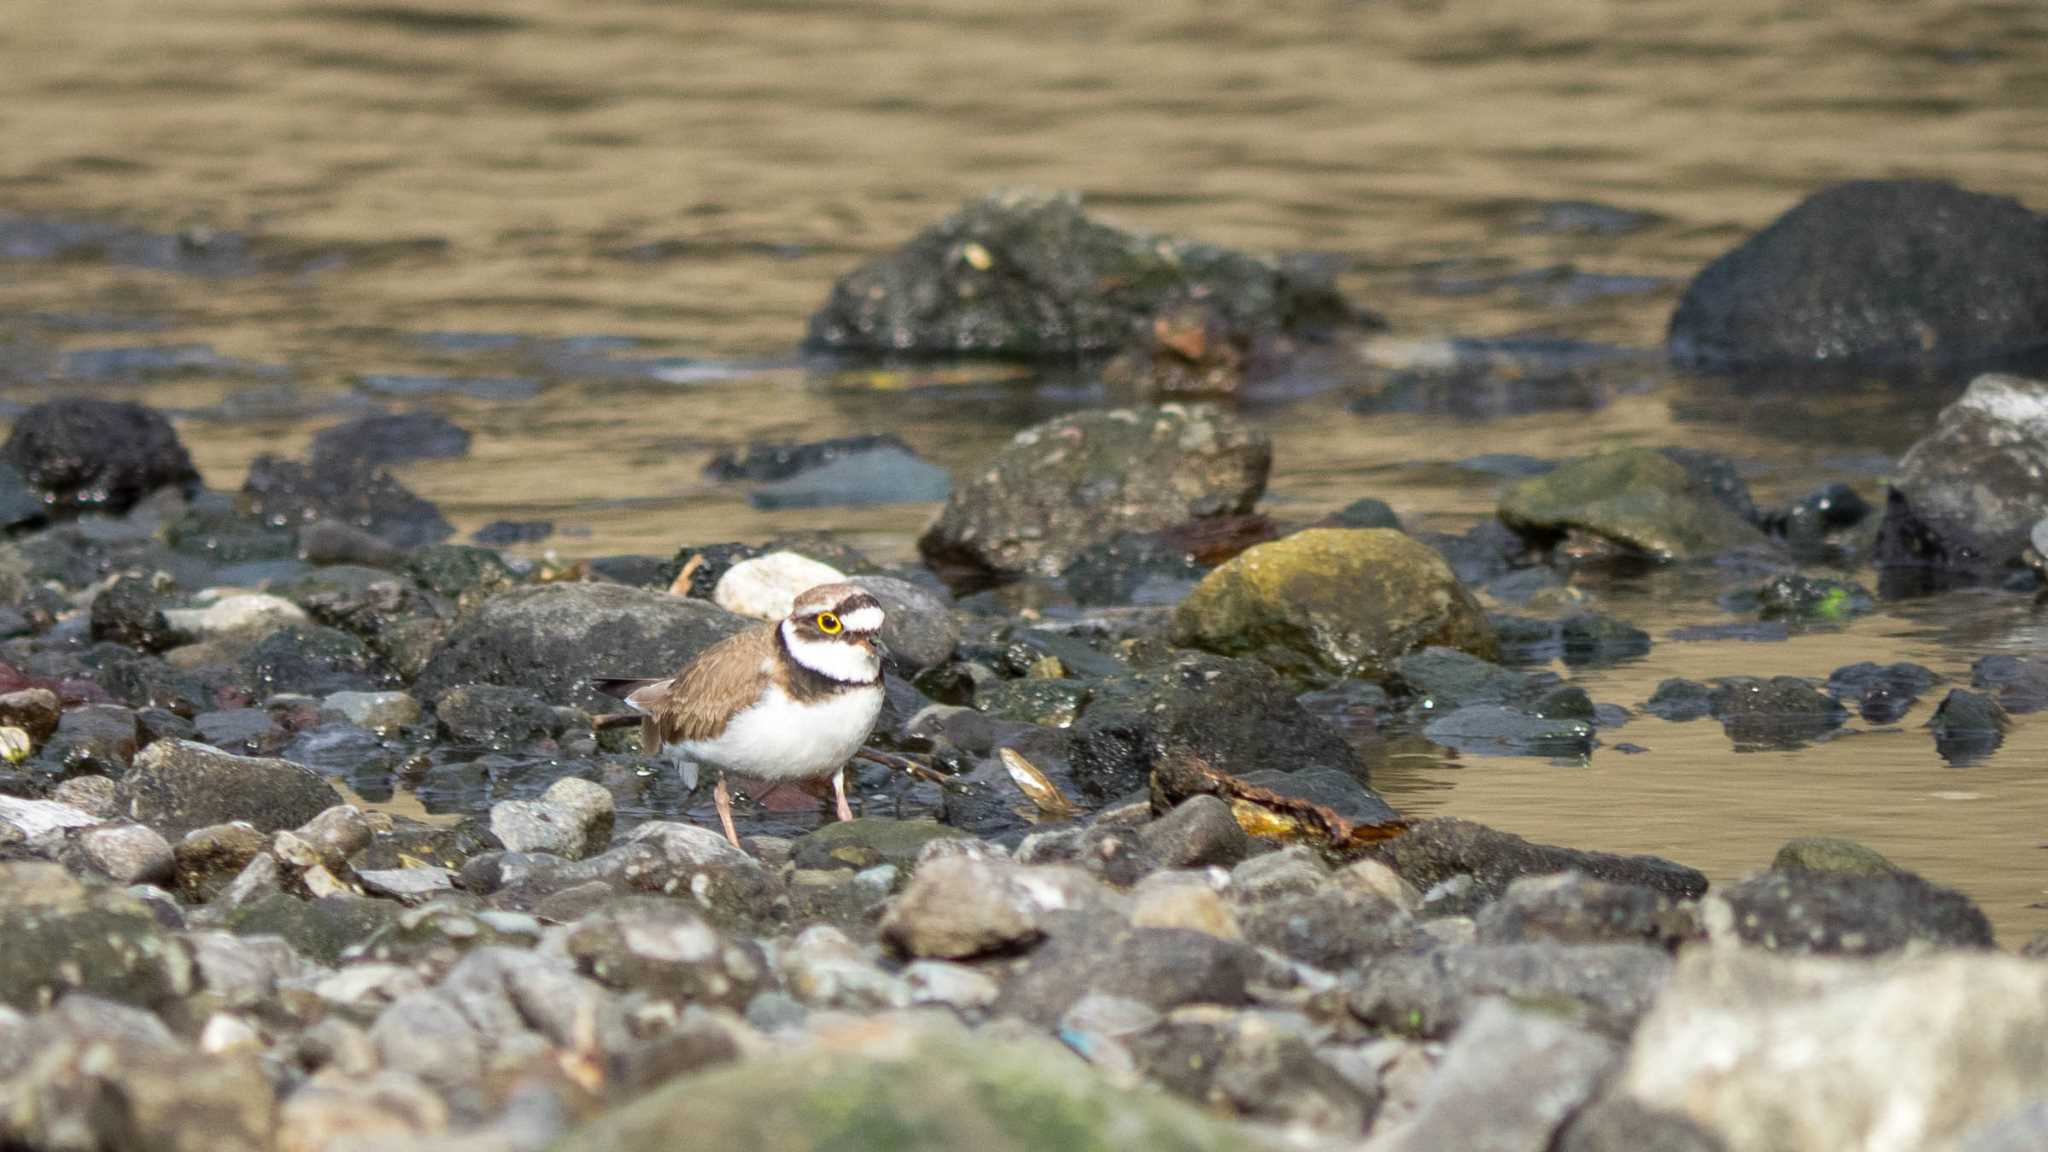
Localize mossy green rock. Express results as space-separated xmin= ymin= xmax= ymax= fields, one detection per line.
xmin=1170 ymin=528 xmax=1495 ymax=683
xmin=1771 ymin=836 xmax=1896 ymax=878
xmin=792 ymin=818 xmax=972 ymax=873
xmin=1499 ymin=448 xmax=1766 ymax=560
xmin=551 ymin=1023 xmax=1256 ymax=1152
xmin=0 ymin=887 xmax=194 ymax=1010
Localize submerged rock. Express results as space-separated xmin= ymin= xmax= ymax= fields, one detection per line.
xmin=919 ymin=405 xmax=1270 ymax=582
xmin=1499 ymin=448 xmax=1767 ymax=561
xmin=1 ymin=398 xmax=200 ymax=517
xmin=1668 ymin=180 xmax=2048 ymax=371
xmin=1877 ymin=374 xmax=2048 ymax=578
xmin=1826 ymin=661 xmax=1938 ymax=725
xmin=750 ymin=445 xmax=952 ymax=509
xmin=1423 ymin=704 xmax=1595 ymax=758
xmin=310 ymin=411 xmax=472 ymax=468
xmin=1928 ymin=689 xmax=2009 ymax=765
xmin=807 ymin=188 xmax=1357 ymax=360
xmin=413 ymin=583 xmax=747 ymax=711
xmin=1970 ymin=654 xmax=2048 ymax=715
xmin=1172 ymin=528 xmax=1495 ymax=683
xmin=1708 ymin=676 xmax=1846 ymax=750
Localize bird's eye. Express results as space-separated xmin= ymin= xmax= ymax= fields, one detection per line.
xmin=816 ymin=612 xmax=842 ymax=634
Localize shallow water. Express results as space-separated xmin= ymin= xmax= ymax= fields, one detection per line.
xmin=2 ymin=0 xmax=2046 ymax=938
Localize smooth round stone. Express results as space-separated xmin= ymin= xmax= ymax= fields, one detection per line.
xmin=712 ymin=552 xmax=848 ymax=620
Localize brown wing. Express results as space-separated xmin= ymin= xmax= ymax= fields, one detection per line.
xmin=654 ymin=625 xmax=778 ymax=746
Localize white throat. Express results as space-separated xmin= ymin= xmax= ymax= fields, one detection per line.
xmin=781 ymin=619 xmax=881 ymax=684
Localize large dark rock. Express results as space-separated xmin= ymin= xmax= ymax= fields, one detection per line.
xmin=918 ymin=406 xmax=1269 ymax=581
xmin=87 ymin=573 xmax=179 ymax=652
xmin=806 ymin=189 xmax=1356 ymax=360
xmin=413 ymin=583 xmax=749 ymax=711
xmin=242 ymin=453 xmax=452 ymax=548
xmin=1708 ymin=676 xmax=1846 ymax=750
xmin=1710 ymin=869 xmax=1994 ymax=955
xmin=1876 ymin=374 xmax=2048 ymax=579
xmin=1367 ymin=818 xmax=1709 ymax=906
xmin=114 ymin=738 xmax=339 ymax=837
xmin=0 ymin=399 xmax=200 ymax=517
xmin=243 ymin=624 xmax=387 ymax=696
xmin=1667 ymin=180 xmax=2048 ymax=370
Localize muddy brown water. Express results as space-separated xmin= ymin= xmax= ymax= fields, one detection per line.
xmin=2 ymin=0 xmax=2045 ymax=938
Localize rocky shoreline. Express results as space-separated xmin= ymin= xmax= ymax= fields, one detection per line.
xmin=0 ymin=181 xmax=2043 ymax=1151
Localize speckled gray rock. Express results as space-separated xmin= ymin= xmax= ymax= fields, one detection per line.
xmin=1241 ymin=888 xmax=1416 ymax=972
xmin=919 ymin=405 xmax=1270 ymax=580
xmin=116 ymin=739 xmax=339 ymax=837
xmin=1350 ymin=942 xmax=1672 ymax=1040
xmin=413 ymin=583 xmax=749 ymax=711
xmin=1705 ymin=868 xmax=1993 ymax=955
xmin=0 ymin=883 xmax=195 ymax=1010
xmin=993 ymin=915 xmax=1254 ymax=1027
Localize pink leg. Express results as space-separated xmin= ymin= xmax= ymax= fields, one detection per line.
xmin=714 ymin=776 xmax=742 ymax=849
xmin=832 ymin=766 xmax=854 ymax=822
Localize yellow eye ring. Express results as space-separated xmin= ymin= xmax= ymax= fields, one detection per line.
xmin=816 ymin=612 xmax=842 ymax=635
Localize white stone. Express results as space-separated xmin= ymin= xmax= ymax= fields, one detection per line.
xmin=162 ymin=592 xmax=308 ymax=639
xmin=1619 ymin=948 xmax=2048 ymax=1152
xmin=0 ymin=794 xmax=99 ymax=839
xmin=712 ymin=552 xmax=848 ymax=620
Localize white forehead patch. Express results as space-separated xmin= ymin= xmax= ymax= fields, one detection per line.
xmin=783 ymin=619 xmax=881 ymax=684
xmin=838 ymin=605 xmax=884 ymax=633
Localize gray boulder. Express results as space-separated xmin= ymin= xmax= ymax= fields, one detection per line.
xmin=1 ymin=398 xmax=200 ymax=517
xmin=115 ymin=739 xmax=339 ymax=837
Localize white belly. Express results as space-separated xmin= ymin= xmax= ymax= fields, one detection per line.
xmin=667 ymin=683 xmax=883 ymax=783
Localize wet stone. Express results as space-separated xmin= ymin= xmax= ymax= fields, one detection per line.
xmin=63 ymin=821 xmax=176 ymax=885
xmin=489 ymin=776 xmax=614 ymax=861
xmin=1 ymin=398 xmax=200 ymax=517
xmin=1560 ymin=613 xmax=1653 ymax=667
xmin=1368 ymin=817 xmax=1708 ymax=906
xmin=1971 ymin=654 xmax=2048 ymax=714
xmin=1826 ymin=661 xmax=1938 ymax=725
xmin=1928 ymin=688 xmax=2009 ymax=765
xmin=1425 ymin=704 xmax=1596 ymax=758
xmin=89 ymin=572 xmax=179 ymax=652
xmin=919 ymin=404 xmax=1271 ymax=581
xmin=36 ymin=702 xmax=142 ymax=780
xmin=1876 ymin=374 xmax=2048 ymax=578
xmin=975 ymin=676 xmax=1089 ymax=728
xmin=792 ymin=818 xmax=971 ymax=873
xmin=1708 ymin=676 xmax=1845 ymax=750
xmin=242 ymin=452 xmax=453 ymax=548
xmin=436 ymin=683 xmax=561 ymax=747
xmin=1751 ymin=573 xmax=1873 ymax=622
xmin=0 ymin=687 xmax=61 ymax=745
xmin=1645 ymin=678 xmax=1715 ymax=722
xmin=311 ymin=411 xmax=473 ymax=468
xmin=194 ymin=707 xmax=288 ymax=755
xmin=322 ymin=689 xmax=422 ymax=731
